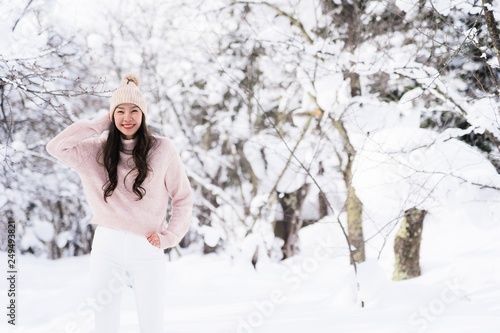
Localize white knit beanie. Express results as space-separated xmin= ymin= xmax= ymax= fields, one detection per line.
xmin=109 ymin=73 xmax=147 ymax=120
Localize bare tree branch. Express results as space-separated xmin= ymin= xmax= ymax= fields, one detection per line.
xmin=234 ymin=0 xmax=314 ymax=44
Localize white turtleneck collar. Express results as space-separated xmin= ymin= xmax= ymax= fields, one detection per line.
xmin=120 ymin=136 xmax=136 ymax=155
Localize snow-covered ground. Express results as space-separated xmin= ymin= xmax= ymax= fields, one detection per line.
xmin=1 ymin=215 xmax=499 ymax=333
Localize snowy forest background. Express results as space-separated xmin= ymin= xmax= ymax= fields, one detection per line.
xmin=2 ymin=0 xmax=500 ymax=331
xmin=2 ymin=0 xmax=500 ymax=261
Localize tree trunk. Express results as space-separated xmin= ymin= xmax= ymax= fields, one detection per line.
xmin=482 ymin=0 xmax=500 ymax=66
xmin=329 ymin=115 xmax=366 ymax=265
xmin=199 ymin=183 xmax=220 ymax=254
xmin=346 ymin=186 xmax=365 ymax=264
xmin=318 ymin=161 xmax=329 ymax=219
xmin=393 ymin=208 xmax=426 ymax=281
xmin=342 ymin=0 xmax=365 ymax=264
xmin=275 ymin=184 xmax=308 ymax=259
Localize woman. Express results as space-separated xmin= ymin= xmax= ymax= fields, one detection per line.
xmin=47 ymin=73 xmax=193 ymax=333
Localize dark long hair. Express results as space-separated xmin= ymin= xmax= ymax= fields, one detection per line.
xmin=100 ymin=114 xmax=156 ymax=202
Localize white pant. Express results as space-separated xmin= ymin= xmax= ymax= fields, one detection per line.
xmin=90 ymin=226 xmax=166 ymax=333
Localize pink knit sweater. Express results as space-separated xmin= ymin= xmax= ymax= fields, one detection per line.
xmin=46 ymin=114 xmax=193 ymax=250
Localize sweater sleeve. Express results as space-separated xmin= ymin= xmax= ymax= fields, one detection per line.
xmin=158 ymin=146 xmax=193 ymax=249
xmin=46 ymin=114 xmax=110 ymax=169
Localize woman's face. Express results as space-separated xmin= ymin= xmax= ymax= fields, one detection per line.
xmin=113 ymin=103 xmax=143 ymax=139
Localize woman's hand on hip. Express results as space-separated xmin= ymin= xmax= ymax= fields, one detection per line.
xmin=146 ymin=233 xmax=160 ymax=248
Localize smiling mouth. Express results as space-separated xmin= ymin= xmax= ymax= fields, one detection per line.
xmin=122 ymin=124 xmax=135 ymax=130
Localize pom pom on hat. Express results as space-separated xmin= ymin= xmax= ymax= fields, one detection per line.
xmin=109 ymin=73 xmax=147 ymax=120
xmin=123 ymin=73 xmax=140 ymax=87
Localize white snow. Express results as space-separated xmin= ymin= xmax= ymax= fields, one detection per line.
xmin=55 ymin=231 xmax=73 ymax=249
xmin=1 ymin=215 xmax=500 ymax=332
xmin=32 ymin=220 xmax=55 ymax=243
xmin=199 ymin=225 xmax=221 ymax=248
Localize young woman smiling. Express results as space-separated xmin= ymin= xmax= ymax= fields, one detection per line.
xmin=47 ymin=73 xmax=193 ymax=332
xmin=114 ymin=103 xmax=143 ymax=139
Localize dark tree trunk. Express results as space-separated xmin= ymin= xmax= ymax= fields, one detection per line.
xmin=482 ymin=0 xmax=500 ymax=66
xmin=393 ymin=208 xmax=427 ymax=281
xmin=318 ymin=161 xmax=328 ymax=219
xmin=275 ymin=184 xmax=308 ymax=259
